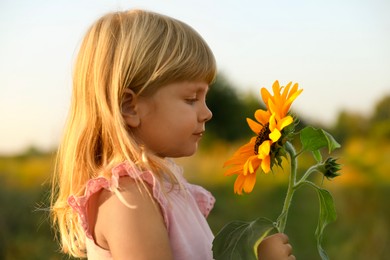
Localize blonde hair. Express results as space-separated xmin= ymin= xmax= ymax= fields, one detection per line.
xmin=51 ymin=9 xmax=216 ymax=257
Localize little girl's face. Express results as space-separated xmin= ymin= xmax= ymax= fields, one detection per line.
xmin=132 ymin=81 xmax=212 ymax=158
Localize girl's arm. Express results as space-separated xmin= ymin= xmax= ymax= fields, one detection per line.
xmin=93 ymin=176 xmax=173 ymax=260
xmin=257 ymin=233 xmax=295 ymax=260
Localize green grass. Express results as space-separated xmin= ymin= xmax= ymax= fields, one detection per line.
xmin=1 ymin=138 xmax=389 ymax=259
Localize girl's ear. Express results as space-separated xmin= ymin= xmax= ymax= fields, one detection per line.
xmin=121 ymin=89 xmax=141 ymax=128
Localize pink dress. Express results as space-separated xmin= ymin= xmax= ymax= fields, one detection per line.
xmin=68 ymin=161 xmax=216 ymax=259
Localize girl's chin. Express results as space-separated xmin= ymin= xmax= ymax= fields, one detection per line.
xmin=163 ymin=146 xmax=198 ymax=158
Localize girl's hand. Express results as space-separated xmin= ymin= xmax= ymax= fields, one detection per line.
xmin=257 ymin=233 xmax=295 ymax=260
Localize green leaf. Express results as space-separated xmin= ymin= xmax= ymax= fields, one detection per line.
xmin=212 ymin=218 xmax=276 ymax=260
xmin=305 ymin=181 xmax=337 ymax=260
xmin=300 ymin=127 xmax=341 ymax=154
xmin=322 ymin=130 xmax=341 ymax=153
xmin=312 ymin=150 xmax=323 ymax=162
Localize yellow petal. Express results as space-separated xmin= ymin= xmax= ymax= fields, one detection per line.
xmin=268 ymin=99 xmax=279 ymax=116
xmin=234 ymin=174 xmax=245 ymax=194
xmin=269 ymin=113 xmax=276 ymax=131
xmin=247 ymin=118 xmax=262 ymax=134
xmin=272 ymin=81 xmax=281 ymax=99
xmin=223 ymin=143 xmax=253 ymax=166
xmin=243 ymin=160 xmax=250 ymax=175
xmin=243 ymin=173 xmax=256 ymax=193
xmin=282 ymin=88 xmax=303 ymax=115
xmin=269 ymin=129 xmax=281 ymax=142
xmin=248 ymin=159 xmax=255 ymax=174
xmin=261 ymin=87 xmax=272 ymax=106
xmin=254 ymin=109 xmax=270 ymax=125
xmin=279 ymin=116 xmax=293 ymax=130
xmin=261 ymin=155 xmax=271 ymax=173
xmin=288 ymin=83 xmax=299 ymax=99
xmin=224 ymin=165 xmax=244 ymax=176
xmin=282 ymin=82 xmax=292 ymax=96
xmin=258 ymin=140 xmax=271 ymax=159
xmin=246 ymin=157 xmax=261 ymax=174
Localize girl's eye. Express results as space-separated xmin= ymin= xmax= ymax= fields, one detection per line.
xmin=185 ymin=98 xmax=198 ymax=104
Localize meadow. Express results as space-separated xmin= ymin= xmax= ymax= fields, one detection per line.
xmin=1 ymin=78 xmax=389 ymax=259
xmin=0 ymin=135 xmax=389 ymax=259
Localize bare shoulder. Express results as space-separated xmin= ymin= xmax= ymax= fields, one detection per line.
xmin=94 ymin=176 xmax=173 ymax=260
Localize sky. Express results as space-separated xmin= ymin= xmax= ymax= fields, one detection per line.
xmin=0 ymin=0 xmax=389 ymax=154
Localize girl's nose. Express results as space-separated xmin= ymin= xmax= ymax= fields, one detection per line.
xmin=200 ymin=104 xmax=213 ymax=122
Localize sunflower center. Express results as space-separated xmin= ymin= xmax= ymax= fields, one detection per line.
xmin=254 ymin=123 xmax=271 ymax=155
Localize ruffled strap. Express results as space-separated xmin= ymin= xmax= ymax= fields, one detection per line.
xmin=187 ymin=183 xmax=216 ymax=218
xmin=67 ymin=162 xmax=170 ymax=239
xmin=164 ymin=160 xmax=216 ymax=218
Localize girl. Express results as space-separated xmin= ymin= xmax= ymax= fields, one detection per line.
xmin=51 ymin=9 xmax=295 ymax=260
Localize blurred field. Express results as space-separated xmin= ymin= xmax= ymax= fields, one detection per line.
xmin=179 ymin=138 xmax=390 ymax=260
xmin=0 ymin=136 xmax=389 ymax=259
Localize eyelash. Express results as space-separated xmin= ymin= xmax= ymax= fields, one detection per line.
xmin=185 ymin=98 xmax=198 ymax=104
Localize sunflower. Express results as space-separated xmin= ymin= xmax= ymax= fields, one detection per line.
xmin=224 ymin=81 xmax=303 ymax=194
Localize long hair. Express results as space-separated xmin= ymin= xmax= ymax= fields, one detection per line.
xmin=51 ymin=9 xmax=216 ymax=257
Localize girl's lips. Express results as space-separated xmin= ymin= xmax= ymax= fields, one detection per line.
xmin=194 ymin=131 xmax=205 ymax=136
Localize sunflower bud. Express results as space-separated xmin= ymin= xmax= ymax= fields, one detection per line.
xmin=318 ymin=157 xmax=341 ymax=180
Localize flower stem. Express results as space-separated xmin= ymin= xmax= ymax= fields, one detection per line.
xmin=294 ymin=164 xmax=319 ymax=188
xmin=276 ymin=142 xmax=297 ymax=233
